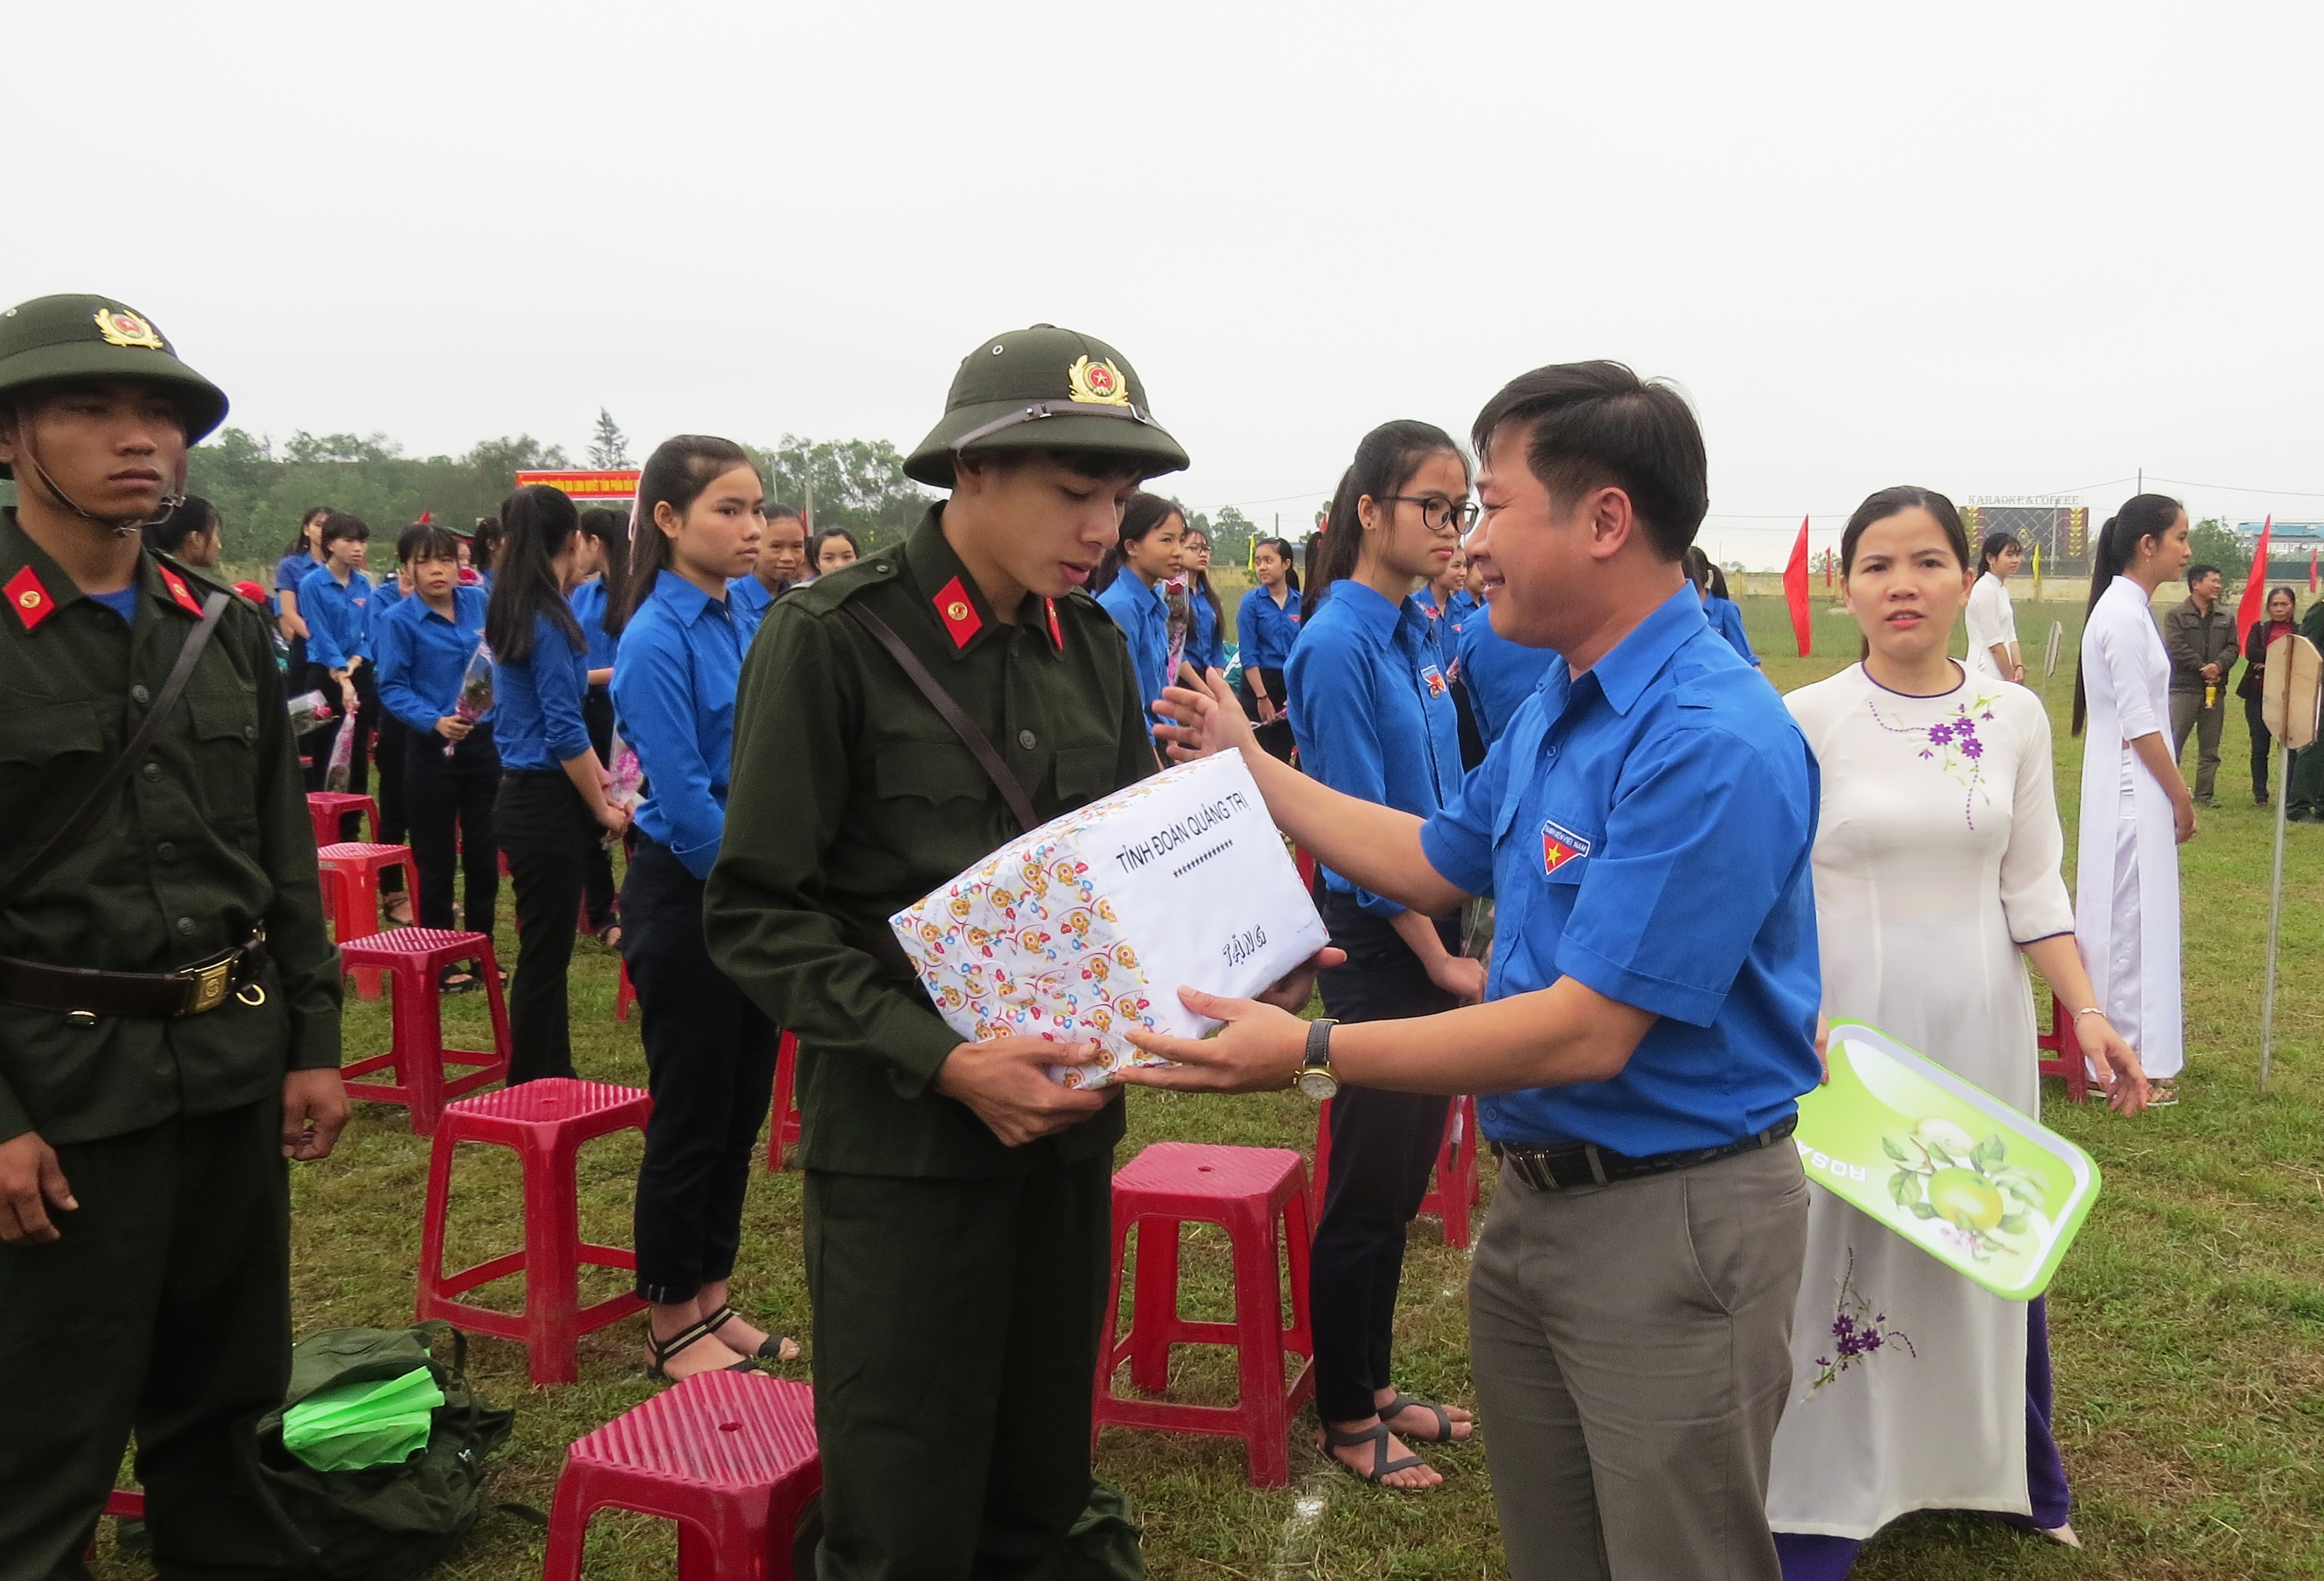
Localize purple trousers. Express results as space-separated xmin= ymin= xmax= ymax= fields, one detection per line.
xmin=1775 ymin=1297 xmax=2070 ymax=1581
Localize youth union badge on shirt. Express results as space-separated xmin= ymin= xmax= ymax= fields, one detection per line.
xmin=1541 ymin=819 xmax=1591 ymax=876
xmin=1422 ymin=664 xmax=1448 ymax=699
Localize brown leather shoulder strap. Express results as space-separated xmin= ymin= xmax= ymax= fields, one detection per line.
xmin=841 ymin=601 xmax=1039 ymax=833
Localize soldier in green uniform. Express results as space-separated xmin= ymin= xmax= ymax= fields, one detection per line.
xmin=0 ymin=295 xmax=347 ymax=1581
xmin=706 ymin=326 xmax=1327 ymax=1580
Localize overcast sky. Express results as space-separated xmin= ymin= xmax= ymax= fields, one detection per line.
xmin=15 ymin=1 xmax=2319 ymax=566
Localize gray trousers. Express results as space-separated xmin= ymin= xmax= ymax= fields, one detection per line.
xmin=1469 ymin=1142 xmax=1809 ymax=1581
xmin=2170 ymin=689 xmax=2225 ymax=800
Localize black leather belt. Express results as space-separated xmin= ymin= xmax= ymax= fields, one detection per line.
xmin=0 ymin=928 xmax=269 ymax=1021
xmin=1494 ymin=1113 xmax=1798 ymax=1192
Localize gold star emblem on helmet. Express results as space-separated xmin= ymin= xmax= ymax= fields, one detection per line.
xmin=1066 ymin=355 xmax=1130 ymax=407
xmin=93 ymin=307 xmax=164 ymax=350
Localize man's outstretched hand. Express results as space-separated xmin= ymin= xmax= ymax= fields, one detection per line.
xmin=1250 ymin=947 xmax=1343 ymax=1013
xmin=1113 ymin=987 xmax=1313 ymax=1094
xmin=1151 ymin=667 xmax=1260 ymax=763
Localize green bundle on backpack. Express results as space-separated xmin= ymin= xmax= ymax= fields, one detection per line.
xmin=257 ymin=1321 xmax=517 ymax=1581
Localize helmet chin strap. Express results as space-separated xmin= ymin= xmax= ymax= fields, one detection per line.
xmin=12 ymin=405 xmax=184 ymax=536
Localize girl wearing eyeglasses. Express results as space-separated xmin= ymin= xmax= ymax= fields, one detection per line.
xmin=1290 ymin=420 xmax=1482 ymax=1490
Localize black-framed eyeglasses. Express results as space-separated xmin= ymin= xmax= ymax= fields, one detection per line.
xmin=1383 ymin=495 xmax=1479 ymax=532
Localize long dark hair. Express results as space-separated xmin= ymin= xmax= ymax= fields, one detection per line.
xmin=576 ymin=506 xmax=633 ymax=634
xmin=470 ymin=518 xmax=501 ymax=574
xmin=1179 ymin=521 xmax=1225 ymax=637
xmin=2072 ymin=492 xmax=2183 ymax=736
xmin=281 ymin=506 xmax=328 ymax=558
xmin=610 ymin=436 xmax=756 ymax=635
xmin=485 ymin=485 xmax=585 ymax=665
xmin=146 ymin=495 xmax=217 ymax=557
xmin=1304 ymin=420 xmax=1467 ymax=619
xmin=1253 ymin=535 xmax=1301 ymax=594
xmin=1094 ymin=492 xmax=1182 ymax=594
xmin=1977 ymin=530 xmax=2022 ymax=576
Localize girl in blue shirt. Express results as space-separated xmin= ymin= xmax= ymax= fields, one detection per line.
xmin=609 ymin=435 xmax=798 ymax=1381
xmin=571 ymin=508 xmax=630 ymax=945
xmin=1289 ymin=419 xmax=1482 ymax=1490
xmin=1234 ymin=536 xmax=1302 ymax=761
xmin=1686 ymin=547 xmax=1760 ymax=667
xmin=1179 ymin=523 xmax=1229 ymax=679
xmin=487 ymin=485 xmax=630 ymax=1083
xmin=376 ymin=522 xmax=497 ymax=977
xmin=1092 ymin=493 xmax=1185 ymax=721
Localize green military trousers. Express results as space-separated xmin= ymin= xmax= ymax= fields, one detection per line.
xmin=803 ymin=1145 xmax=1142 ymax=1581
xmin=0 ymin=1097 xmax=312 ymax=1581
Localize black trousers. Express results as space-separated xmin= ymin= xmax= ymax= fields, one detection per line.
xmin=624 ymin=838 xmax=778 ymax=1303
xmin=580 ymin=686 xmax=618 ymax=934
xmin=405 ymin=726 xmax=500 ymax=935
xmin=375 ymin=713 xmax=409 ymax=850
xmin=1310 ymin=888 xmax=1458 ymax=1423
xmin=496 ymin=770 xmax=593 ymax=1084
xmin=1235 ymin=665 xmax=1296 ymax=762
xmin=0 ymin=1099 xmax=313 ymax=1581
xmin=2247 ymin=693 xmax=2275 ymax=800
xmin=804 ymin=1148 xmax=1129 ymax=1581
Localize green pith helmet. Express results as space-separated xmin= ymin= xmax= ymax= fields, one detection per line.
xmin=904 ymin=324 xmax=1189 ymax=488
xmin=0 ymin=294 xmax=229 ymax=480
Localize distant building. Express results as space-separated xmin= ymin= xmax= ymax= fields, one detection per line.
xmin=1962 ymin=497 xmax=2089 ymax=575
xmin=2235 ymin=521 xmax=2324 ymax=583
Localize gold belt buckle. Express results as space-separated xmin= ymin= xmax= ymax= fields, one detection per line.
xmin=183 ymin=955 xmax=234 ymax=1015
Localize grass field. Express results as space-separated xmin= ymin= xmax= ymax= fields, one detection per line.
xmin=91 ymin=592 xmax=2324 ymax=1580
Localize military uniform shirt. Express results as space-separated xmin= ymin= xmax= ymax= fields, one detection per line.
xmin=706 ymin=506 xmax=1154 ymax=1178
xmin=0 ymin=511 xmax=342 ymax=1145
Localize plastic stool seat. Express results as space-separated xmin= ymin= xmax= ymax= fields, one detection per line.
xmin=338 ymin=928 xmax=510 ymax=1134
xmin=544 ymin=1371 xmax=821 ymax=1581
xmin=1094 ymin=1142 xmax=1313 ymax=1486
xmin=307 ymin=790 xmax=378 ymax=846
xmin=317 ymin=842 xmax=419 ymax=999
xmin=418 ymin=1077 xmax=651 ymax=1386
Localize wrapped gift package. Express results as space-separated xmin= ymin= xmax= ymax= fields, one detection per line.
xmin=1794 ymin=1020 xmax=2102 ymax=1300
xmin=890 ymin=753 xmax=1330 ymax=1087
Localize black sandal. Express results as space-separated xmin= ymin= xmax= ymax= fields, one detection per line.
xmin=645 ymin=1317 xmax=756 ymax=1379
xmin=704 ymin=1305 xmax=802 ymax=1362
xmin=1320 ymin=1421 xmax=1429 ymax=1487
xmin=1380 ymin=1392 xmax=1472 ymax=1443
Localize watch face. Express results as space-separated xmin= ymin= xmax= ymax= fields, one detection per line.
xmin=1296 ymin=1069 xmax=1340 ymax=1101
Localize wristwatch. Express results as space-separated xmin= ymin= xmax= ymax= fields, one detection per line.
xmin=1296 ymin=1018 xmax=1340 ymax=1100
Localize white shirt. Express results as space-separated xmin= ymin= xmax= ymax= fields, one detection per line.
xmin=1964 ymin=571 xmax=2019 ymax=680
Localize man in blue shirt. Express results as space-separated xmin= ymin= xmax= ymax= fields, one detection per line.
xmin=1120 ymin=361 xmax=1820 ymax=1581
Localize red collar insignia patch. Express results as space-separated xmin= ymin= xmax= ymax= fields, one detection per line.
xmin=158 ymin=565 xmax=205 ymax=616
xmin=1541 ymin=819 xmax=1592 ymax=876
xmin=5 ymin=565 xmax=57 ymax=632
xmin=934 ymin=576 xmax=983 ymax=649
xmin=1046 ymin=598 xmax=1064 ymax=650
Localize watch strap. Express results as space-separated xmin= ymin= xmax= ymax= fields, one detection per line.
xmin=1303 ymin=1018 xmax=1337 ymax=1073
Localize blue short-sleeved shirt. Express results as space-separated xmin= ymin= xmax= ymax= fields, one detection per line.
xmin=1419 ymin=582 xmax=1822 ymax=1156
xmin=1236 ymin=585 xmax=1301 ymax=672
xmin=613 ymin=570 xmax=760 ymax=881
xmin=726 ymin=572 xmax=794 ymax=625
xmin=570 ymin=578 xmax=620 ymax=672
xmin=1451 ymin=604 xmax=1562 ymax=749
xmin=274 ymin=551 xmax=315 ymax=595
xmin=1186 ymin=582 xmax=1227 ymax=674
xmin=375 ymin=585 xmax=489 ymax=735
xmin=1095 ymin=572 xmax=1171 ymax=724
xmin=492 ymin=613 xmax=593 ymax=771
xmin=1705 ymin=595 xmax=1759 ymax=666
xmin=296 ymin=564 xmax=374 ymax=670
xmin=1288 ymin=579 xmax=1463 ymax=917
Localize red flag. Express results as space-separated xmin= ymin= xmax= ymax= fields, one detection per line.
xmin=2235 ymin=516 xmax=2273 ymax=649
xmin=1783 ymin=516 xmax=1812 ymax=658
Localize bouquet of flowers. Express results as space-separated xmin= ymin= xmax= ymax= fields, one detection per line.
xmin=604 ymin=729 xmax=644 ymax=810
xmin=1161 ymin=577 xmax=1191 ymax=685
xmin=323 ymin=698 xmax=359 ymax=792
xmin=286 ymin=689 xmax=336 ymax=737
xmin=445 ymin=643 xmax=494 ymax=757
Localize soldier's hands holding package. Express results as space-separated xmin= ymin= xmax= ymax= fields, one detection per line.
xmin=281 ymin=1068 xmax=351 ymax=1161
xmin=937 ymin=1036 xmax=1111 ymax=1147
xmin=0 ymin=1132 xmax=76 ymax=1244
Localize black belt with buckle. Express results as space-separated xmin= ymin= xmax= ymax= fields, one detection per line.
xmin=0 ymin=928 xmax=269 ymax=1021
xmin=1494 ymin=1113 xmax=1799 ymax=1192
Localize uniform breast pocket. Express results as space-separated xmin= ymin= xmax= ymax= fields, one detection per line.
xmin=184 ymin=686 xmax=261 ymax=831
xmin=1052 ymin=743 xmax=1118 ymax=806
xmin=874 ymin=739 xmax=988 ymax=806
xmin=0 ymin=700 xmax=105 ymax=831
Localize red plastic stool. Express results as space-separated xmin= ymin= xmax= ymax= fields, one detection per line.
xmin=616 ymin=955 xmax=637 ymax=1022
xmin=82 ymin=1489 xmax=146 ymax=1563
xmin=543 ymin=1371 xmax=820 ymax=1581
xmin=1309 ymin=1095 xmax=1483 ymax=1248
xmin=764 ymin=1032 xmax=802 ymax=1171
xmin=2036 ymin=992 xmax=2092 ymax=1102
xmin=317 ymin=842 xmax=419 ymax=999
xmin=1094 ymin=1142 xmax=1314 ymax=1486
xmin=338 ymin=928 xmax=511 ymax=1135
xmin=306 ymin=790 xmax=378 ymax=846
xmin=417 ymin=1078 xmax=652 ymax=1386
xmin=316 ymin=864 xmax=346 ymax=937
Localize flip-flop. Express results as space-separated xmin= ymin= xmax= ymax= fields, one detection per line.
xmin=705 ymin=1305 xmax=802 ymax=1362
xmin=1379 ymin=1393 xmax=1472 ymax=1444
xmin=1320 ymin=1421 xmax=1429 ymax=1488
